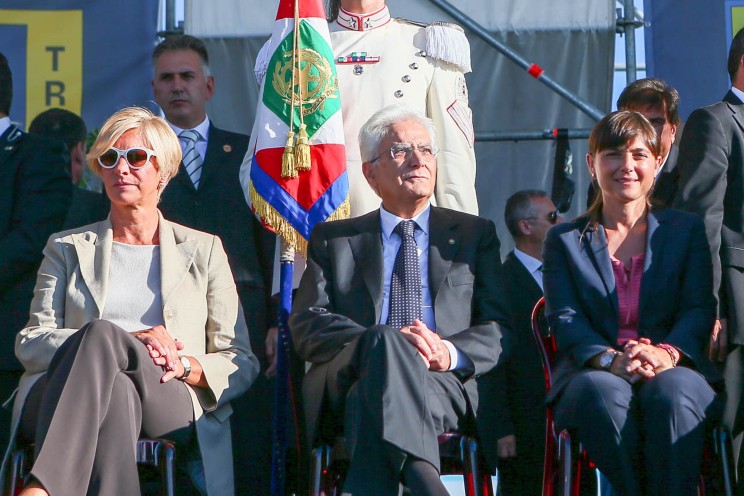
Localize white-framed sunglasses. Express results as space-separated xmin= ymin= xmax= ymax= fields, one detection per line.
xmin=97 ymin=147 xmax=156 ymax=170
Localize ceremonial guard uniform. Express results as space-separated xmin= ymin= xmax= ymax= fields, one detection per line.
xmin=332 ymin=5 xmax=478 ymax=216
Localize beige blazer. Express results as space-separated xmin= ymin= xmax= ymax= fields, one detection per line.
xmin=5 ymin=213 xmax=258 ymax=496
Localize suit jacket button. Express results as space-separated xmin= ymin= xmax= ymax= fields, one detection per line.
xmin=164 ymin=310 xmax=174 ymax=319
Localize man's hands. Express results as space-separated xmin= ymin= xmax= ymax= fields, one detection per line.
xmin=497 ymin=434 xmax=517 ymax=459
xmin=132 ymin=324 xmax=185 ymax=382
xmin=399 ymin=319 xmax=451 ymax=371
xmin=709 ymin=319 xmax=728 ymax=362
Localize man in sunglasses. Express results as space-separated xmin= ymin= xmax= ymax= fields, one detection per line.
xmin=0 ymin=52 xmax=71 ymax=454
xmin=151 ymin=35 xmax=276 ymax=495
xmin=478 ymin=189 xmax=561 ymax=496
xmin=290 ymin=105 xmax=508 ymax=495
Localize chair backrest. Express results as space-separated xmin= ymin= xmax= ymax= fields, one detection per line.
xmin=530 ymin=297 xmax=556 ymax=393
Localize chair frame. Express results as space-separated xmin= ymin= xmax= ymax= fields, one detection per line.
xmin=309 ymin=432 xmax=494 ymax=496
xmin=3 ymin=438 xmax=176 ymax=496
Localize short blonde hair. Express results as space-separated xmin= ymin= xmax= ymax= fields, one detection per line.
xmin=87 ymin=107 xmax=182 ymax=193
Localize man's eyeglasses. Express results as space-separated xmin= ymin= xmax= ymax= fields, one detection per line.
xmin=371 ymin=143 xmax=439 ymax=163
xmin=526 ymin=210 xmax=559 ymax=224
xmin=98 ymin=147 xmax=156 ymax=170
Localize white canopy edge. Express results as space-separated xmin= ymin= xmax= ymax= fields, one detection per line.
xmin=185 ymin=0 xmax=615 ymax=38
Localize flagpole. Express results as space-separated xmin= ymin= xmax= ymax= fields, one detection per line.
xmin=271 ymin=240 xmax=295 ymax=496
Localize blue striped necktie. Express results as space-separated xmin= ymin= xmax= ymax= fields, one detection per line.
xmin=180 ymin=129 xmax=203 ymax=189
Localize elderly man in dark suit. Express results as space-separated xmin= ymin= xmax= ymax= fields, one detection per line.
xmin=290 ymin=105 xmax=507 ymax=495
xmin=0 ymin=52 xmax=71 ymax=454
xmin=478 ymin=189 xmax=560 ymax=496
xmin=587 ymin=77 xmax=680 ymax=208
xmin=674 ymin=26 xmax=744 ymax=493
xmin=151 ymin=35 xmax=276 ymax=495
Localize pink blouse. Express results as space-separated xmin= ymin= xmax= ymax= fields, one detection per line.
xmin=611 ymin=253 xmax=645 ymax=346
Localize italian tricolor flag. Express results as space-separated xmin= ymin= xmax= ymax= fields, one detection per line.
xmin=249 ymin=0 xmax=348 ymax=257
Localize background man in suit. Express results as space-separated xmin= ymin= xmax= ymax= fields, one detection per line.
xmin=0 ymin=52 xmax=71 ymax=453
xmin=290 ymin=105 xmax=507 ymax=495
xmin=151 ymin=35 xmax=276 ymax=495
xmin=28 ymin=108 xmax=109 ymax=230
xmin=674 ymin=26 xmax=744 ymax=492
xmin=587 ymin=78 xmax=680 ymax=207
xmin=478 ymin=189 xmax=560 ymax=496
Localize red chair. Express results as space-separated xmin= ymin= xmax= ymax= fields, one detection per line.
xmin=531 ymin=297 xmax=734 ymax=496
xmin=309 ymin=431 xmax=494 ymax=496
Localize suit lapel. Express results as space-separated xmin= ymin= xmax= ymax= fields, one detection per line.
xmin=199 ymin=125 xmax=229 ymax=189
xmin=639 ymin=210 xmax=663 ymax=319
xmin=428 ymin=207 xmax=458 ymax=303
xmin=0 ymin=126 xmax=23 ymax=169
xmin=158 ymin=212 xmax=198 ymax=307
xmin=348 ymin=211 xmax=384 ymax=321
xmin=724 ymin=90 xmax=744 ymax=135
xmin=506 ymin=252 xmax=542 ymax=299
xmin=579 ymin=220 xmax=618 ymax=320
xmin=73 ymin=219 xmax=113 ymax=316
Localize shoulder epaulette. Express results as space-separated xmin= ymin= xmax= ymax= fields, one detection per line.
xmin=397 ymin=18 xmax=471 ymax=73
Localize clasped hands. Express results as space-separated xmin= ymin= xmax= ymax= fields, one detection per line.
xmin=399 ymin=319 xmax=451 ymax=371
xmin=609 ymin=337 xmax=677 ymax=384
xmin=131 ymin=324 xmax=185 ymax=383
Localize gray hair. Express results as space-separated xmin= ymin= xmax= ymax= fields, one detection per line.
xmin=358 ymin=105 xmax=437 ymax=163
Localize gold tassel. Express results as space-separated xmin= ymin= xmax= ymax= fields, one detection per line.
xmin=281 ymin=131 xmax=297 ymax=178
xmin=295 ymin=124 xmax=311 ymax=171
xmin=250 ymin=184 xmax=309 ymax=256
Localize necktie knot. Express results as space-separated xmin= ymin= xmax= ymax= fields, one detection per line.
xmin=179 ymin=129 xmax=203 ymax=189
xmin=179 ymin=129 xmax=200 ymax=145
xmin=394 ymin=220 xmax=416 ymax=239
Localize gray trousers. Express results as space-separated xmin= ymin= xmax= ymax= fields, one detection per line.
xmin=321 ymin=325 xmax=468 ymax=496
xmin=20 ymin=320 xmax=194 ymax=496
xmin=554 ymin=367 xmax=715 ymax=496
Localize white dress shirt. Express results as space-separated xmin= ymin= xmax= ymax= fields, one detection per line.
xmin=513 ymin=248 xmax=543 ymax=291
xmin=168 ymin=116 xmax=210 ymax=160
xmin=0 ymin=116 xmax=11 ymax=138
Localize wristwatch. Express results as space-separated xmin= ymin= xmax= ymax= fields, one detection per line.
xmin=599 ymin=350 xmax=621 ymax=371
xmin=178 ymin=355 xmax=192 ymax=381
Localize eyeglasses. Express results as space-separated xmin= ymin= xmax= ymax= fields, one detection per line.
xmin=371 ymin=143 xmax=439 ymax=163
xmin=526 ymin=210 xmax=559 ymax=224
xmin=98 ymin=147 xmax=156 ymax=170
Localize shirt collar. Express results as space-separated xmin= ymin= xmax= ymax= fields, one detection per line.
xmin=513 ymin=248 xmax=542 ymax=274
xmin=0 ymin=116 xmax=10 ymax=138
xmin=336 ymin=4 xmax=391 ymax=31
xmin=380 ymin=204 xmax=431 ymax=241
xmin=732 ymin=86 xmax=744 ymax=104
xmin=168 ymin=116 xmax=210 ymax=142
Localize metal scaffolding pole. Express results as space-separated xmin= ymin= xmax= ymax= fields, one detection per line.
xmin=427 ymin=0 xmax=605 ymax=121
xmin=475 ymin=129 xmax=591 ymax=142
xmin=622 ymin=0 xmax=637 ymax=83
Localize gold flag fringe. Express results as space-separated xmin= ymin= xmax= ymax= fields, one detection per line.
xmin=250 ymin=183 xmax=351 ymax=259
xmin=281 ymin=131 xmax=297 ymax=178
xmin=295 ymin=124 xmax=311 ymax=172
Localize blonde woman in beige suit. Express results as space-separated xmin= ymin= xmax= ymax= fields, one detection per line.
xmin=5 ymin=107 xmax=258 ymax=496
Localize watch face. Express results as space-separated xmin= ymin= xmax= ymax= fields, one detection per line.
xmin=599 ymin=352 xmax=615 ymax=369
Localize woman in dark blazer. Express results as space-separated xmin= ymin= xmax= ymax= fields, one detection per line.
xmin=542 ymin=111 xmax=718 ymax=496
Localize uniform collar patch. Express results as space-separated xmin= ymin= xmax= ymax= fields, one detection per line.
xmin=336 ymin=4 xmax=391 ymax=31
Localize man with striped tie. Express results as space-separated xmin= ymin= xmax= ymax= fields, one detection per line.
xmin=151 ymin=35 xmax=276 ymax=495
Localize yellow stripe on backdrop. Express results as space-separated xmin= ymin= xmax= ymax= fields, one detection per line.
xmin=0 ymin=9 xmax=83 ymax=127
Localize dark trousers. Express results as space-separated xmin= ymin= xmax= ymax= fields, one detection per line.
xmin=0 ymin=370 xmax=23 ymax=456
xmin=723 ymin=345 xmax=744 ymax=495
xmin=20 ymin=320 xmax=194 ymax=496
xmin=319 ymin=325 xmax=468 ymax=496
xmin=554 ymin=367 xmax=715 ymax=496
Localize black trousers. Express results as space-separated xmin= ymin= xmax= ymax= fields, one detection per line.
xmin=20 ymin=320 xmax=194 ymax=496
xmin=319 ymin=325 xmax=468 ymax=496
xmin=554 ymin=367 xmax=715 ymax=496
